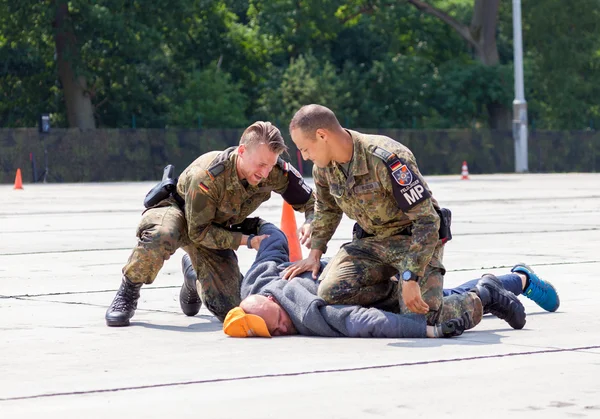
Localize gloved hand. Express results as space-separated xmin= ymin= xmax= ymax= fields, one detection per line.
xmin=440 ymin=312 xmax=473 ymax=338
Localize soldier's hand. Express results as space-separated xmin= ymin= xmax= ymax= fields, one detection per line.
xmin=440 ymin=312 xmax=473 ymax=338
xmin=250 ymin=234 xmax=270 ymax=251
xmin=402 ymin=281 xmax=429 ymax=314
xmin=298 ymin=223 xmax=312 ymax=248
xmin=282 ymin=257 xmax=321 ymax=280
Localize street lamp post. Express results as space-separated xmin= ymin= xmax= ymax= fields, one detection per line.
xmin=39 ymin=113 xmax=51 ymax=183
xmin=512 ymin=0 xmax=528 ymax=172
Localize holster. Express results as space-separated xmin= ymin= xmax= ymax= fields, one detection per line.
xmin=143 ymin=165 xmax=185 ymax=211
xmin=436 ymin=207 xmax=452 ymax=244
xmin=353 ymin=223 xmax=374 ymax=240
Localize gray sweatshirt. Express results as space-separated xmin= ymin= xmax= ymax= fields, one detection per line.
xmin=240 ymin=223 xmax=427 ymax=338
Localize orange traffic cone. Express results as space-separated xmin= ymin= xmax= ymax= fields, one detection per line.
xmin=280 ymin=201 xmax=303 ymax=262
xmin=461 ymin=161 xmax=469 ymax=180
xmin=14 ymin=168 xmax=23 ymax=190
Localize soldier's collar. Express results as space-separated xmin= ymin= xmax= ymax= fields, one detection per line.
xmin=229 ymin=147 xmax=239 ymax=164
xmin=228 ymin=151 xmax=251 ymax=193
xmin=343 ymin=130 xmax=368 ymax=176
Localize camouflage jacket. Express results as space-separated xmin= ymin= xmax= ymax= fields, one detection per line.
xmin=177 ymin=147 xmax=314 ymax=251
xmin=311 ymin=130 xmax=440 ymax=276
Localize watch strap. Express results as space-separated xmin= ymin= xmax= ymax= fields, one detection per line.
xmin=247 ymin=234 xmax=256 ymax=249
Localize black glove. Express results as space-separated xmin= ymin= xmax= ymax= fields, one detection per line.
xmin=226 ymin=217 xmax=261 ymax=235
xmin=441 ymin=312 xmax=473 ymax=338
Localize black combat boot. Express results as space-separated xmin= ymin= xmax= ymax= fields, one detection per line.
xmin=180 ymin=254 xmax=202 ymax=316
xmin=474 ymin=274 xmax=526 ymax=329
xmin=105 ymin=277 xmax=142 ymax=327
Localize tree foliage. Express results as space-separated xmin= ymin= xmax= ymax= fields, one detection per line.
xmin=1 ymin=0 xmax=599 ymax=130
xmin=167 ymin=66 xmax=248 ymax=128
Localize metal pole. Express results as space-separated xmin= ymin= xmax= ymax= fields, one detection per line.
xmin=512 ymin=0 xmax=528 ymax=172
xmin=42 ymin=136 xmax=49 ymax=183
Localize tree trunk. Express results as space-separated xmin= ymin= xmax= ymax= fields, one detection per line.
xmin=471 ymin=0 xmax=510 ymax=129
xmin=53 ymin=1 xmax=95 ymax=129
xmin=470 ymin=0 xmax=500 ymax=66
xmin=406 ymin=0 xmax=511 ymax=129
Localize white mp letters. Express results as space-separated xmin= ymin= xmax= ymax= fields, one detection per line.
xmin=403 ymin=184 xmax=425 ymax=205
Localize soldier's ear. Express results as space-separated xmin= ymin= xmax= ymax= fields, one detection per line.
xmin=315 ymin=128 xmax=326 ymax=141
xmin=238 ymin=144 xmax=246 ymax=157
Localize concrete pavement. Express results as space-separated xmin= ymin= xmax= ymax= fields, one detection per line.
xmin=1 ymin=173 xmax=599 ymax=418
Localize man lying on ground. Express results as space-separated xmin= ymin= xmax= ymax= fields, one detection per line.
xmin=182 ymin=223 xmax=557 ymax=338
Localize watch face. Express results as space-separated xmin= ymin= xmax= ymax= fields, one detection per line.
xmin=402 ymin=270 xmax=412 ymax=281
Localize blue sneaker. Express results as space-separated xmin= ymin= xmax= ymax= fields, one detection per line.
xmin=511 ymin=263 xmax=560 ymax=312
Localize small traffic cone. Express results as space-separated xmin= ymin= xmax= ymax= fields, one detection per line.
xmin=280 ymin=201 xmax=303 ymax=262
xmin=14 ymin=168 xmax=23 ymax=190
xmin=461 ymin=161 xmax=469 ymax=180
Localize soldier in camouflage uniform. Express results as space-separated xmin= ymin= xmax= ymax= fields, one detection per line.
xmin=283 ymin=104 xmax=526 ymax=330
xmin=105 ymin=121 xmax=315 ymax=326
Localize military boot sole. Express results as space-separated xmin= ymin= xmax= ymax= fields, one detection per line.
xmin=105 ymin=311 xmax=134 ymax=327
xmin=106 ymin=317 xmax=131 ymax=327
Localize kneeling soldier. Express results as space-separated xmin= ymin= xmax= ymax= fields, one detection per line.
xmin=105 ymin=121 xmax=314 ymax=326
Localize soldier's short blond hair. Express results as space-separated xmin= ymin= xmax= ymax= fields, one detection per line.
xmin=289 ymin=104 xmax=342 ymax=138
xmin=240 ymin=121 xmax=287 ymax=154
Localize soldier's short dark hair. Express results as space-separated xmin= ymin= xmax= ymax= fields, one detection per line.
xmin=289 ymin=104 xmax=341 ymax=138
xmin=240 ymin=121 xmax=288 ymax=154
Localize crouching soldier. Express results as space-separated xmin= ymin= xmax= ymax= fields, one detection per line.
xmin=105 ymin=121 xmax=314 ymax=326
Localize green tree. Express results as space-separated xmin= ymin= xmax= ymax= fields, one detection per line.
xmin=427 ymin=60 xmax=513 ymax=128
xmin=522 ymin=0 xmax=600 ymax=129
xmin=255 ymin=53 xmax=352 ymax=124
xmin=1 ymin=0 xmax=257 ymax=129
xmin=0 ymin=0 xmax=63 ymax=127
xmin=336 ymin=0 xmax=512 ymax=129
xmin=167 ymin=66 xmax=248 ymax=128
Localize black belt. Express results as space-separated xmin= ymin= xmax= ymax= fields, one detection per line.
xmin=353 ymin=223 xmax=412 ymax=240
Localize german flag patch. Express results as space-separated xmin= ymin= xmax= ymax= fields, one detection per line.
xmin=390 ymin=159 xmax=402 ymax=171
xmin=198 ymin=182 xmax=209 ymax=193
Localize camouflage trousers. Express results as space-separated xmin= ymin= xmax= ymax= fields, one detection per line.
xmin=317 ymin=235 xmax=483 ymax=327
xmin=122 ymin=199 xmax=242 ymax=321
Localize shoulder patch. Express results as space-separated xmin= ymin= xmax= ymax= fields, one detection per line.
xmin=277 ymin=157 xmax=302 ymax=179
xmin=370 ymin=146 xmax=395 ymax=163
xmin=276 ymin=157 xmax=287 ymax=168
xmin=370 ymin=146 xmax=431 ymax=212
xmin=207 ymin=164 xmax=225 ymax=180
xmin=207 ymin=147 xmax=236 ymax=180
xmin=277 ymin=158 xmax=313 ymax=206
xmin=390 ymin=162 xmax=413 ymax=186
xmin=198 ymin=182 xmax=210 ymax=193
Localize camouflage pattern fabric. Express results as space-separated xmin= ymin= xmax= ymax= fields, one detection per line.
xmin=123 ymin=198 xmax=187 ymax=286
xmin=178 ymin=148 xmax=314 ymax=250
xmin=312 ymin=130 xmax=483 ymax=326
xmin=121 ymin=147 xmax=313 ymax=320
xmin=184 ymin=244 xmax=243 ymax=322
xmin=311 ymin=130 xmax=439 ymax=277
xmin=316 ymin=235 xmax=482 ymax=327
xmin=121 ymin=198 xmax=242 ymax=320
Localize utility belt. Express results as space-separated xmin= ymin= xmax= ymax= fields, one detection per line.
xmin=143 ymin=165 xmax=261 ymax=236
xmin=353 ymin=207 xmax=452 ymax=244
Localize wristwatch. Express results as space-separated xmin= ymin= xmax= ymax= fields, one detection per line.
xmin=247 ymin=234 xmax=256 ymax=249
xmin=402 ymin=270 xmax=419 ymax=282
